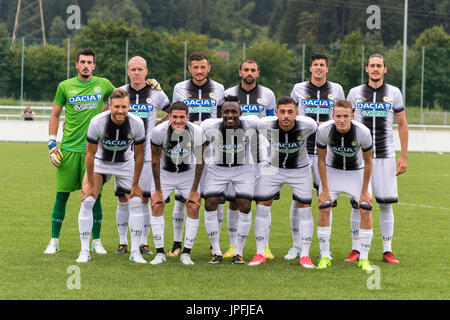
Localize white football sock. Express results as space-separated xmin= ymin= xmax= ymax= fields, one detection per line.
xmin=116 ymin=200 xmax=129 ymax=245
xmin=140 ymin=202 xmax=151 ymax=245
xmin=265 ymin=210 xmax=272 ymax=247
xmin=379 ymin=203 xmax=394 ymax=253
xmin=78 ymin=196 xmax=95 ymax=252
xmin=350 ymin=208 xmax=361 ymax=251
xmin=298 ymin=206 xmax=314 ymax=257
xmin=226 ymin=208 xmax=239 ymax=247
xmin=184 ymin=217 xmax=199 ymax=249
xmin=128 ymin=197 xmax=144 ymax=253
xmin=359 ymin=228 xmax=373 ymax=260
xmin=317 ymin=226 xmax=332 ymax=260
xmin=204 ymin=210 xmax=221 ymax=255
xmin=172 ymin=200 xmax=186 ymax=243
xmin=150 ymin=215 xmax=165 ymax=250
xmin=289 ymin=200 xmax=301 ymax=248
xmin=254 ymin=205 xmax=271 ymax=255
xmin=235 ymin=211 xmax=252 ymax=256
xmin=217 ymin=203 xmax=224 ymax=236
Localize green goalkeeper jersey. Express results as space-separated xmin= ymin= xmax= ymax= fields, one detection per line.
xmin=54 ymin=76 xmax=115 ymax=153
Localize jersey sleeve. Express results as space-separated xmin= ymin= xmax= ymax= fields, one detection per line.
xmin=346 ymin=88 xmax=357 ymax=110
xmin=86 ymin=117 xmax=100 ymax=144
xmin=156 ymin=90 xmax=171 ymax=112
xmin=392 ymin=87 xmax=405 ymax=113
xmin=172 ymin=83 xmax=183 ymax=103
xmin=103 ymin=79 xmax=116 ymax=101
xmin=133 ymin=118 xmax=146 ymax=145
xmin=302 ymin=116 xmax=318 ymax=138
xmin=359 ymin=125 xmax=373 ymax=152
xmin=315 ymin=125 xmax=328 ymax=149
xmin=53 ymin=82 xmax=66 ymax=107
xmin=336 ymin=84 xmax=346 ymax=101
xmin=150 ymin=124 xmax=164 ymax=146
xmin=266 ymin=90 xmax=276 ymax=116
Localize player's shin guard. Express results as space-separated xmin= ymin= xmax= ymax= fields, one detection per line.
xmin=172 ymin=200 xmax=186 ymax=243
xmin=78 ymin=196 xmax=95 ymax=252
xmin=184 ymin=217 xmax=199 ymax=250
xmin=350 ymin=208 xmax=361 ymax=251
xmin=255 ymin=205 xmax=271 ymax=256
xmin=51 ymin=192 xmax=70 ymax=238
xmin=317 ymin=226 xmax=332 ymax=260
xmin=235 ymin=211 xmax=252 ymax=256
xmin=128 ymin=197 xmax=144 ymax=253
xmin=358 ymin=229 xmax=373 ymax=260
xmin=227 ymin=208 xmax=239 ymax=247
xmin=298 ymin=206 xmax=313 ymax=257
xmin=204 ymin=210 xmax=221 ymax=255
xmin=91 ymin=194 xmax=103 ymax=240
xmin=289 ymin=200 xmax=301 ymax=248
xmin=116 ymin=200 xmax=129 ymax=244
xmin=150 ymin=215 xmax=165 ymax=251
xmin=141 ymin=202 xmax=151 ymax=245
xmin=379 ymin=203 xmax=394 ymax=253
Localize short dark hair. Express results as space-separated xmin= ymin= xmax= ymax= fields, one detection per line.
xmin=311 ymin=53 xmax=328 ymax=66
xmin=368 ymin=53 xmax=386 ymax=67
xmin=224 ymin=95 xmax=240 ymax=104
xmin=77 ymin=48 xmax=96 ymax=63
xmin=189 ymin=51 xmax=209 ymax=64
xmin=168 ymin=101 xmax=189 ymax=114
xmin=109 ymin=88 xmax=129 ymax=103
xmin=239 ymin=59 xmax=259 ymax=70
xmin=277 ymin=96 xmax=296 ymax=108
xmin=334 ymin=99 xmax=353 ymax=111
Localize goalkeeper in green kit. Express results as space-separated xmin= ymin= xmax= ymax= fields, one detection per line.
xmin=44 ymin=48 xmax=115 ymax=254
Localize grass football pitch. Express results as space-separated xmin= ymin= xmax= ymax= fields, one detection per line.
xmin=0 ymin=142 xmax=449 ymax=300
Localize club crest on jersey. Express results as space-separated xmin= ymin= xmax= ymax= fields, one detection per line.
xmin=328 ymin=94 xmax=334 ymax=100
xmin=146 ymin=97 xmax=153 ymax=104
xmin=69 ymin=94 xmax=103 ymax=104
xmin=94 ymin=86 xmax=101 ymax=93
xmin=102 ymin=139 xmax=129 ymax=151
xmin=257 ymin=98 xmax=263 ymax=104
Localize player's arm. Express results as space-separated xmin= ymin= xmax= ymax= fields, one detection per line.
xmin=360 ymin=148 xmax=373 ymax=207
xmin=48 ymin=103 xmax=64 ymax=167
xmin=82 ymin=141 xmax=98 ymax=200
xmin=317 ymin=146 xmax=332 ymax=208
xmin=150 ymin=144 xmax=164 ymax=211
xmin=186 ymin=143 xmax=206 ymax=209
xmin=130 ymin=142 xmax=144 ymax=199
xmin=395 ymin=110 xmax=408 ymax=176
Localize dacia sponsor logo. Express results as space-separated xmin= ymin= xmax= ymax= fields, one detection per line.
xmin=217 ymin=142 xmax=248 ymax=154
xmin=129 ymin=104 xmax=154 ymax=112
xmin=301 ymin=99 xmax=334 ymax=107
xmin=183 ymin=99 xmax=217 ymax=107
xmin=356 ymin=102 xmax=392 ymax=110
xmin=164 ymin=146 xmax=190 ymax=159
xmin=331 ymin=146 xmax=357 ymax=157
xmin=69 ymin=94 xmax=103 ymax=104
xmin=102 ymin=139 xmax=129 ymax=151
xmin=273 ymin=141 xmax=303 ymax=153
xmin=240 ymin=104 xmax=265 ymax=112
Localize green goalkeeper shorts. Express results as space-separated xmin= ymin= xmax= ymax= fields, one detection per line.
xmin=56 ymin=149 xmax=86 ymax=193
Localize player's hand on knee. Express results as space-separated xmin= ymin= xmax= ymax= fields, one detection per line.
xmin=358 ymin=191 xmax=373 ymax=211
xmin=145 ymin=79 xmax=162 ymax=91
xmin=186 ymin=190 xmax=201 ymax=209
xmin=318 ymin=191 xmax=332 ymax=210
xmin=81 ymin=183 xmax=95 ymax=201
xmin=48 ymin=139 xmax=63 ymax=168
xmin=150 ymin=190 xmax=165 ymax=210
xmin=131 ymin=184 xmax=143 ymax=199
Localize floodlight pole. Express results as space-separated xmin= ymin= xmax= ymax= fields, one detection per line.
xmin=401 ymin=0 xmax=408 ymax=103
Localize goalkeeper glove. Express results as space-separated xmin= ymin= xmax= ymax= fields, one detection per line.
xmin=48 ymin=138 xmax=63 ymax=167
xmin=145 ymin=78 xmax=162 ymax=91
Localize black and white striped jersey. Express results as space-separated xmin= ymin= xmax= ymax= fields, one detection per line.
xmin=257 ymin=116 xmax=317 ymax=169
xmin=224 ymin=84 xmax=276 ymax=117
xmin=173 ymin=78 xmax=225 ymax=123
xmin=347 ymin=83 xmax=404 ymax=159
xmin=201 ymin=116 xmax=259 ymax=167
xmin=86 ymin=111 xmax=145 ymax=163
xmin=316 ymin=120 xmax=373 ymax=170
xmin=150 ymin=121 xmax=205 ymax=173
xmin=119 ymin=83 xmax=170 ymax=161
xmin=290 ymin=80 xmax=345 ymax=155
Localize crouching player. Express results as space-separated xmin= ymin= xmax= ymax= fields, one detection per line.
xmin=149 ymin=102 xmax=206 ymax=265
xmin=76 ymin=88 xmax=146 ymax=263
xmin=315 ymin=99 xmax=374 ymax=271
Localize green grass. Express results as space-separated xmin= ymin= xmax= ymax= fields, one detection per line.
xmin=0 ymin=142 xmax=449 ymax=300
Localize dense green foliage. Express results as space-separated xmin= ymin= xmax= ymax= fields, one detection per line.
xmin=0 ymin=0 xmax=449 ymax=108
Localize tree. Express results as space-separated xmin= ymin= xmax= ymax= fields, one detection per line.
xmin=48 ymin=16 xmax=67 ymax=40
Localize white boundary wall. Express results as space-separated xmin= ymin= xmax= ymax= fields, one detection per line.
xmin=1 ymin=120 xmax=450 ymax=153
